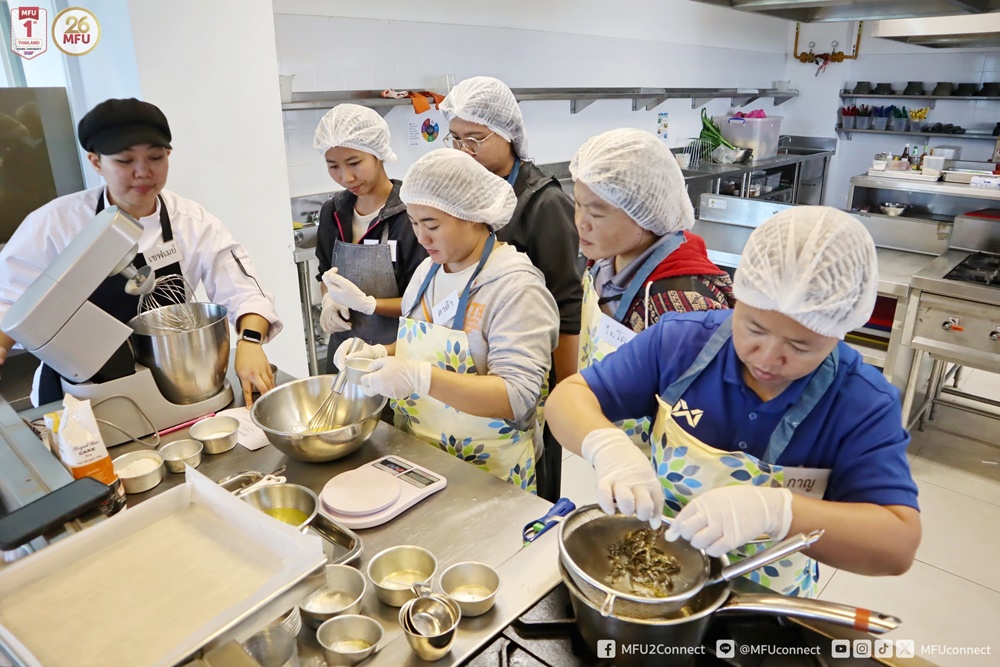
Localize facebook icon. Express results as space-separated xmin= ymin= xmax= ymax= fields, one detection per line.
xmin=598 ymin=640 xmax=616 ymax=658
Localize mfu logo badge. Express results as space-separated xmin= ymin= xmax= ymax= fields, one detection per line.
xmin=52 ymin=7 xmax=100 ymax=56
xmin=10 ymin=6 xmax=48 ymax=60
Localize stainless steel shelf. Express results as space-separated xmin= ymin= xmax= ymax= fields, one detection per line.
xmin=850 ymin=174 xmax=1000 ymax=200
xmin=839 ymin=92 xmax=1000 ymax=110
xmin=281 ymin=87 xmax=799 ymax=115
xmin=835 ymin=127 xmax=997 ymax=141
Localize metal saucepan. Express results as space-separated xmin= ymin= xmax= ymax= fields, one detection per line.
xmin=559 ymin=505 xmax=822 ymax=618
xmin=560 ymin=558 xmax=901 ymax=667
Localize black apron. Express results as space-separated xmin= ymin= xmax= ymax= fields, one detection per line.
xmin=325 ymin=224 xmax=400 ymax=374
xmin=37 ymin=192 xmax=185 ymax=404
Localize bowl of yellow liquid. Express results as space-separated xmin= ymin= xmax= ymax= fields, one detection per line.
xmin=241 ymin=483 xmax=318 ymax=530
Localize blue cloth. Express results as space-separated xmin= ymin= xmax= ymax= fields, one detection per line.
xmin=581 ymin=309 xmax=919 ymax=510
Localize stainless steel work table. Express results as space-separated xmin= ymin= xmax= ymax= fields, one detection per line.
xmin=113 ymin=417 xmax=561 ymax=666
xmin=874 ymin=247 xmax=937 ymax=298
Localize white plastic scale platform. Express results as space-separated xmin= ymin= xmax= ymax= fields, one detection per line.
xmin=319 ymin=456 xmax=446 ymax=529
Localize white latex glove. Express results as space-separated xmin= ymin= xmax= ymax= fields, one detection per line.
xmin=320 ymin=293 xmax=352 ymax=334
xmin=359 ymin=357 xmax=432 ymax=399
xmin=332 ymin=338 xmax=387 ymax=371
xmin=582 ymin=428 xmax=664 ymax=529
xmin=664 ymin=486 xmax=793 ymax=557
xmin=322 ymin=267 xmax=376 ymax=315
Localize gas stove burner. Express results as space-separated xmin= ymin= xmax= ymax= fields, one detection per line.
xmin=944 ymin=252 xmax=1000 ymax=287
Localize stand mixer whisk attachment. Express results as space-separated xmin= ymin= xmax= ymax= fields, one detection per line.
xmin=136 ymin=274 xmax=202 ymax=332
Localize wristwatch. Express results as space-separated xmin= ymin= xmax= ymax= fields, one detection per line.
xmin=239 ymin=328 xmax=263 ymax=344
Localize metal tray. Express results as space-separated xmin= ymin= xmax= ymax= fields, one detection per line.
xmin=307 ymin=512 xmax=363 ymax=566
xmin=943 ymin=169 xmax=994 ymax=184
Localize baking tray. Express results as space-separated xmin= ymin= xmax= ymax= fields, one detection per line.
xmin=0 ymin=468 xmax=325 ymax=667
xmin=308 ymin=511 xmax=363 ymax=566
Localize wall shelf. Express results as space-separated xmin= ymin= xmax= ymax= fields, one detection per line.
xmin=835 ymin=126 xmax=997 ymax=141
xmin=281 ymin=87 xmax=800 ymax=115
xmin=840 ymin=92 xmax=1000 ymax=111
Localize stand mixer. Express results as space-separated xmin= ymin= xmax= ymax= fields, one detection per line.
xmin=1 ymin=206 xmax=234 ymax=446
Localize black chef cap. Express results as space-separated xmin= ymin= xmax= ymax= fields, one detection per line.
xmin=78 ymin=98 xmax=172 ymax=155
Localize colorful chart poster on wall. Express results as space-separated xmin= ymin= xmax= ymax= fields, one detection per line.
xmin=408 ymin=110 xmax=444 ymax=148
xmin=657 ymin=112 xmax=669 ymax=141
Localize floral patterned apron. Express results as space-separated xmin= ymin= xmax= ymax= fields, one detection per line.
xmin=391 ymin=235 xmax=538 ymax=493
xmin=651 ymin=317 xmax=835 ymax=597
xmin=578 ymin=232 xmax=685 ymax=453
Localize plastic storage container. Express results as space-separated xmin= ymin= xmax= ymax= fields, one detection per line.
xmin=714 ymin=116 xmax=783 ymax=161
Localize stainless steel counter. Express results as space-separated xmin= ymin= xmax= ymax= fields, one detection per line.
xmin=682 ymin=149 xmax=835 ymax=182
xmin=874 ymin=248 xmax=939 ymax=298
xmin=851 ymin=175 xmax=1000 ymax=201
xmin=70 ymin=415 xmax=560 ymax=666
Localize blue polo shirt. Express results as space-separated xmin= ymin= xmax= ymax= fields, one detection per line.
xmin=581 ymin=310 xmax=919 ymax=510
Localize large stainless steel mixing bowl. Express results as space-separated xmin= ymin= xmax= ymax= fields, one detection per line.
xmin=128 ymin=303 xmax=230 ymax=405
xmin=250 ymin=376 xmax=386 ymax=463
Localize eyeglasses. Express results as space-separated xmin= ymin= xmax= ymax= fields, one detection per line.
xmin=443 ymin=131 xmax=496 ymax=155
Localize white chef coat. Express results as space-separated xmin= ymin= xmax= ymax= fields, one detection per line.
xmin=0 ymin=187 xmax=283 ymax=402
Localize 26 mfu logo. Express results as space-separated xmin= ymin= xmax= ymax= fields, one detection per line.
xmin=52 ymin=6 xmax=100 ymax=56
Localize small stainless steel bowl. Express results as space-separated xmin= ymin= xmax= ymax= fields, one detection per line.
xmin=189 ymin=415 xmax=239 ymax=454
xmin=316 ymin=614 xmax=382 ymax=667
xmin=240 ymin=483 xmax=318 ymax=530
xmin=300 ymin=564 xmax=367 ymax=630
xmin=250 ymin=376 xmax=386 ymax=463
xmin=879 ymin=202 xmax=908 ymax=217
xmin=158 ymin=439 xmax=203 ymax=473
xmin=367 ymin=545 xmax=437 ymax=607
xmin=112 ymin=451 xmax=165 ymax=494
xmin=399 ymin=595 xmax=460 ymax=661
xmin=439 ymin=561 xmax=501 ymax=617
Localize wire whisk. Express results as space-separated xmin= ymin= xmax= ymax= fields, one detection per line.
xmin=136 ymin=274 xmax=201 ymax=332
xmin=305 ymin=339 xmax=362 ymax=433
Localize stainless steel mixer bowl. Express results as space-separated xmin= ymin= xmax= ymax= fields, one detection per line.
xmin=128 ymin=303 xmax=230 ymax=405
xmin=250 ymin=375 xmax=387 ymax=463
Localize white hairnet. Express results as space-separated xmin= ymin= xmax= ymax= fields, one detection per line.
xmin=400 ymin=149 xmax=516 ymax=231
xmin=313 ymin=104 xmax=397 ymax=162
xmin=440 ymin=76 xmax=528 ymax=158
xmin=734 ymin=207 xmax=879 ymax=339
xmin=569 ymin=128 xmax=694 ymax=236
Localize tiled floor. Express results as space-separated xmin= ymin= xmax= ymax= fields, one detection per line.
xmin=558 ymin=369 xmax=1000 ymax=667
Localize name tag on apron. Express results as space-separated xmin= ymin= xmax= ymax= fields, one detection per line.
xmin=145 ymin=240 xmax=181 ymax=271
xmin=599 ymin=315 xmax=637 ymax=347
xmin=432 ymin=290 xmax=459 ymax=325
xmin=782 ymin=467 xmax=830 ymax=499
xmin=363 ymin=239 xmax=397 ymax=262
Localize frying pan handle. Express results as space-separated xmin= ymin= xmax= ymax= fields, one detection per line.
xmin=717 ymin=593 xmax=902 ymax=634
xmin=711 ymin=530 xmax=825 ymax=584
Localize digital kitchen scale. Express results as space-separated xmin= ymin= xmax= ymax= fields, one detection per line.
xmin=319 ymin=456 xmax=447 ymax=529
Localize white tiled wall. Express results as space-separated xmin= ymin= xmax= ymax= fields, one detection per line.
xmin=275 ymin=4 xmax=1000 ymax=209
xmin=780 ymin=21 xmax=1000 ymax=208
xmin=274 ymin=4 xmax=790 ymax=198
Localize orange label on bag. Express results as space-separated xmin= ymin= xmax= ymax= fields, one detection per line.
xmin=70 ymin=457 xmax=117 ymax=486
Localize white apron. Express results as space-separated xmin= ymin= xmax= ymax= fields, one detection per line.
xmin=651 ymin=317 xmax=835 ymax=597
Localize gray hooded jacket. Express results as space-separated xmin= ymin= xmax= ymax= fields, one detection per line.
xmin=401 ymin=243 xmax=559 ymax=432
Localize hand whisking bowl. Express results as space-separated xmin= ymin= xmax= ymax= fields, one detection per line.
xmin=250 ymin=376 xmax=386 ymax=463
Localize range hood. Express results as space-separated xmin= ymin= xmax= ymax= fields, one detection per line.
xmin=692 ymin=0 xmax=1000 ymax=23
xmin=873 ymin=13 xmax=1000 ymax=47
